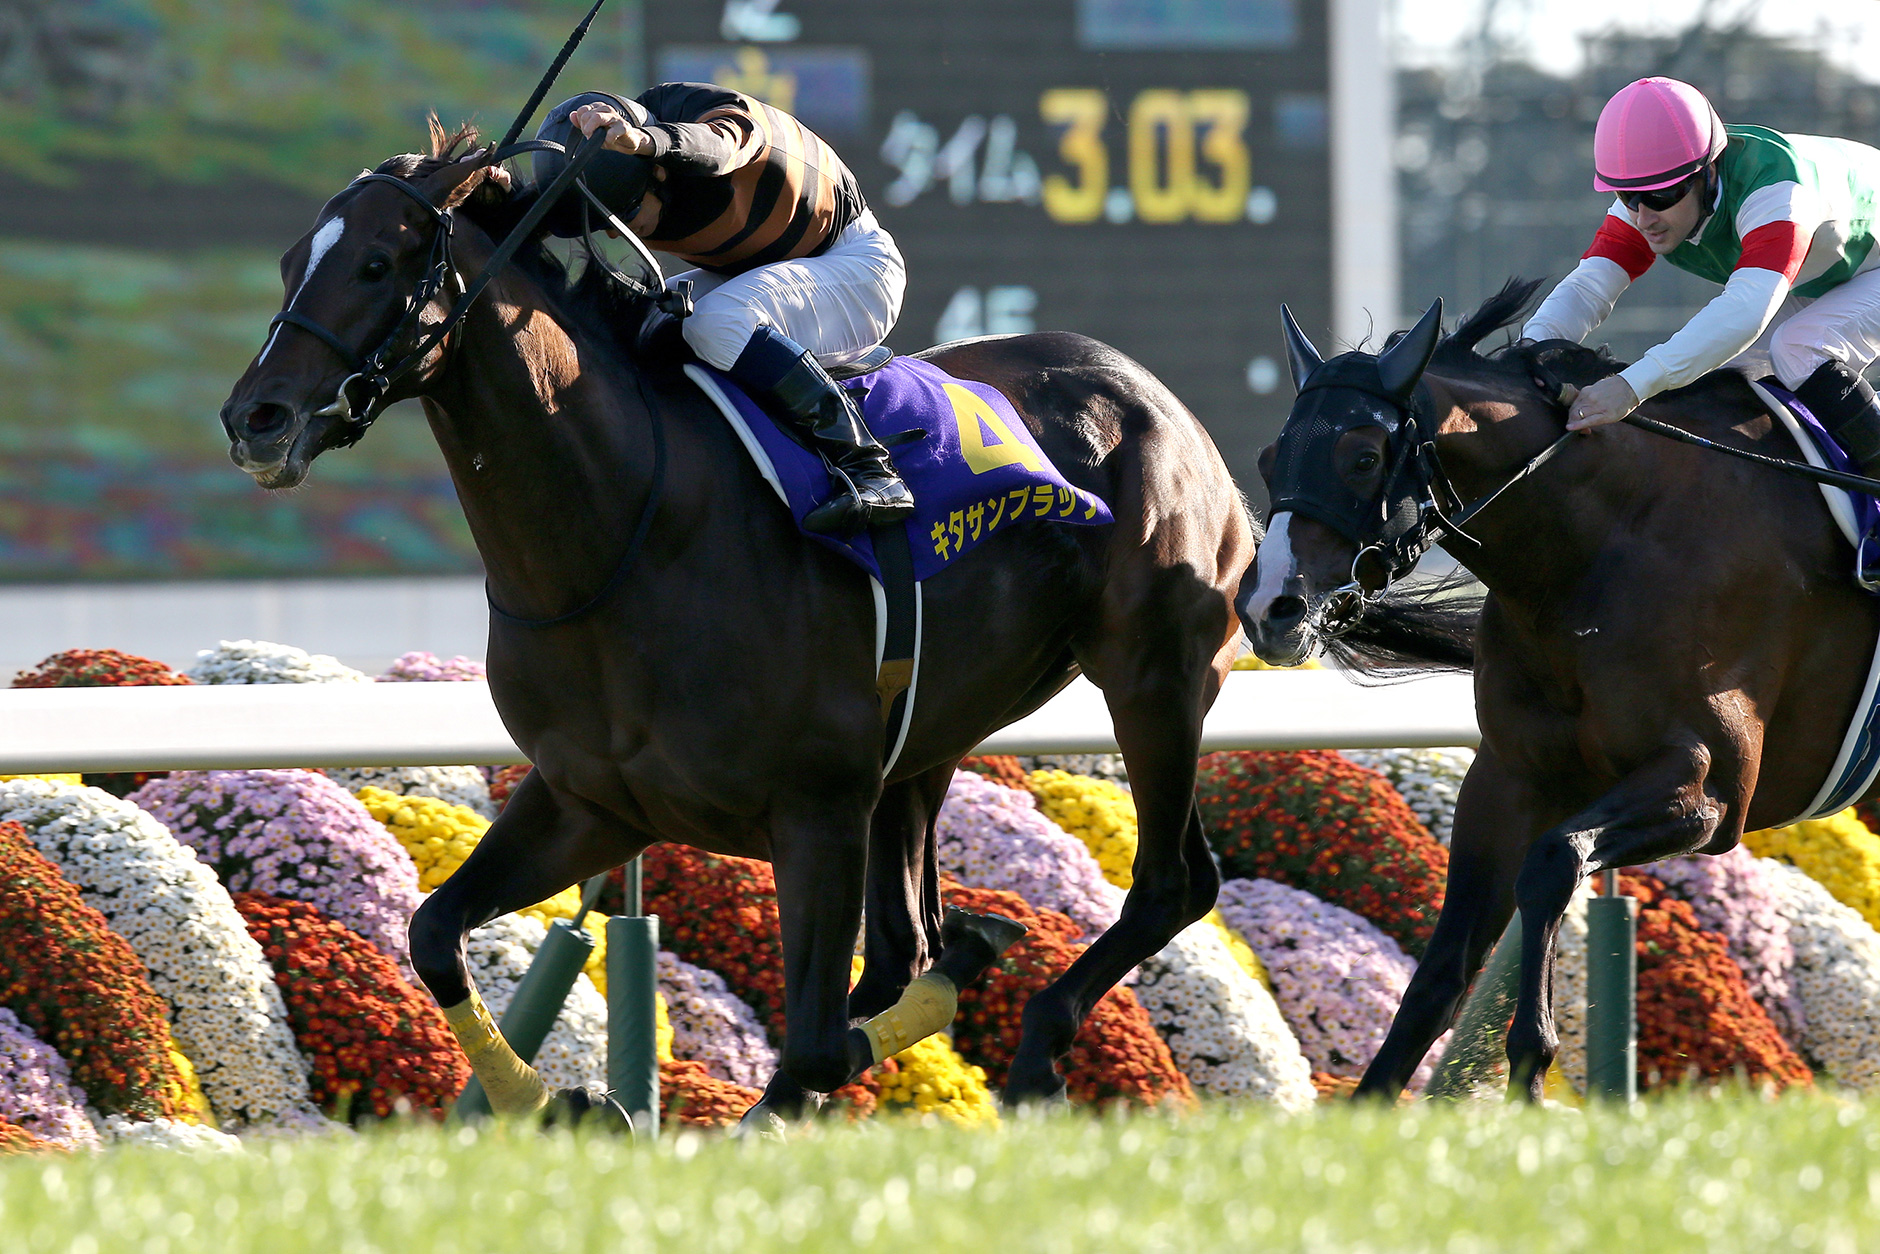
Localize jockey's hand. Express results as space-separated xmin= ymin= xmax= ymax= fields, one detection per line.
xmin=569 ymin=103 xmax=653 ymax=156
xmin=1566 ymin=375 xmax=1640 ymax=432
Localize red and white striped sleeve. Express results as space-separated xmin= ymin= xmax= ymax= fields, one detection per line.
xmin=1521 ymin=203 xmax=1646 ymax=344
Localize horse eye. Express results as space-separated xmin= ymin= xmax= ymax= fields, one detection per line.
xmin=361 ymin=257 xmax=390 ymax=281
xmin=1354 ymin=452 xmax=1380 ymax=473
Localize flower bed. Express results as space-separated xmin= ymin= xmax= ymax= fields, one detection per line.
xmin=660 ymin=1059 xmax=764 ymax=1128
xmin=1652 ymin=846 xmax=1804 ymax=1046
xmin=943 ymin=881 xmax=1193 ymax=1110
xmin=874 ymin=1033 xmax=998 ymax=1126
xmin=958 ymin=755 xmax=1030 ymax=790
xmin=326 ymin=767 xmax=494 ymax=820
xmin=642 ymin=846 xmax=789 ymax=1041
xmin=1129 ymin=919 xmax=1316 ymax=1111
xmin=1744 ymin=810 xmax=1880 ymax=932
xmin=0 ymin=779 xmax=315 ymax=1127
xmin=489 ymin=766 xmax=530 ymax=812
xmin=937 ymin=770 xmax=1123 ymax=939
xmin=1216 ymin=876 xmax=1444 ymax=1091
xmin=234 ymin=892 xmax=467 ymax=1122
xmin=377 ymin=652 xmax=487 ymax=682
xmin=11 ymin=648 xmax=191 ymax=689
xmin=0 ymin=820 xmax=178 ymax=1121
xmin=1339 ymin=748 xmax=1472 ymax=846
xmin=187 ymin=640 xmax=370 ymax=685
xmin=1625 ymin=872 xmax=1810 ymax=1091
xmin=1197 ymin=751 xmax=1449 ymax=956
xmin=1763 ymin=860 xmax=1880 ymax=1091
xmin=132 ymin=771 xmax=422 ymax=976
xmin=657 ymin=951 xmax=778 ymax=1090
xmin=0 ymin=1006 xmax=102 ymax=1148
xmin=1027 ymin=770 xmax=1139 ymax=888
xmin=355 ymin=788 xmax=485 ymax=894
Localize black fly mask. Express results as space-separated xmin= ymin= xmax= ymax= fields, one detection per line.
xmin=1265 ymin=300 xmax=1452 ymax=633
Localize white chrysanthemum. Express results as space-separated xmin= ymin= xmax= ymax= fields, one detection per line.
xmin=0 ymin=780 xmax=320 ymax=1129
xmin=1341 ymin=748 xmax=1473 ymax=845
xmin=1549 ymin=882 xmax=1594 ymax=1094
xmin=96 ymin=1115 xmax=243 ymax=1152
xmin=466 ymin=913 xmax=609 ymax=1093
xmin=325 ymin=766 xmax=495 ymax=819
xmin=187 ymin=640 xmax=371 ymax=685
xmin=1765 ymin=860 xmax=1880 ymax=1091
xmin=1132 ymin=921 xmax=1316 ymax=1112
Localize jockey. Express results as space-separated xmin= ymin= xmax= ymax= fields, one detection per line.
xmin=535 ymin=85 xmax=912 ymax=534
xmin=1524 ymin=76 xmax=1880 ymax=478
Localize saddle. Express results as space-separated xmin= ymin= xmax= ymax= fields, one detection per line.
xmin=1754 ymin=377 xmax=1880 ymax=592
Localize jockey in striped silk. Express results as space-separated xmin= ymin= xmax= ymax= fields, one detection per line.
xmin=539 ymin=85 xmax=912 ymax=535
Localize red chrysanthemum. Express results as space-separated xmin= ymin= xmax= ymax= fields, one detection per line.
xmin=1622 ymin=872 xmax=1812 ymax=1092
xmin=0 ymin=1119 xmax=56 ymax=1154
xmin=959 ymin=755 xmax=1031 ymax=790
xmin=233 ymin=892 xmax=468 ymax=1121
xmin=10 ymin=648 xmax=191 ymax=689
xmin=659 ymin=1059 xmax=764 ymax=1128
xmin=943 ymin=881 xmax=1193 ymax=1110
xmin=0 ymin=822 xmax=179 ymax=1119
xmin=1196 ymin=750 xmax=1449 ymax=955
xmin=489 ymin=765 xmax=531 ymax=812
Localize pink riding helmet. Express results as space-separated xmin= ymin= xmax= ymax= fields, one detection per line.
xmin=1593 ymin=77 xmax=1727 ymax=192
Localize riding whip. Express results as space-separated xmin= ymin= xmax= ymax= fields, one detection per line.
xmin=497 ymin=0 xmax=612 ymax=153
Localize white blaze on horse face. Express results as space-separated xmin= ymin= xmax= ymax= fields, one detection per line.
xmin=258 ymin=215 xmax=347 ymax=365
xmin=1245 ymin=512 xmax=1297 ymax=624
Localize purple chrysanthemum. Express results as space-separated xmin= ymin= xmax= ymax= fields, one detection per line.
xmin=658 ymin=951 xmax=778 ymax=1089
xmin=0 ymin=1007 xmax=100 ymax=1148
xmin=935 ymin=770 xmax=1123 ymax=939
xmin=377 ymin=652 xmax=487 ymax=682
xmin=129 ymin=770 xmax=422 ymax=976
xmin=1653 ymin=845 xmax=1805 ymax=1046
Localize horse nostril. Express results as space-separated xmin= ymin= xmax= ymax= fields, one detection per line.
xmin=1266 ymin=594 xmax=1307 ymax=631
xmin=233 ymin=402 xmax=294 ymax=441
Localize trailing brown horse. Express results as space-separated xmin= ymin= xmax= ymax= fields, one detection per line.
xmin=1240 ymin=279 xmax=1880 ymax=1100
xmin=218 ymin=125 xmax=1255 ymax=1119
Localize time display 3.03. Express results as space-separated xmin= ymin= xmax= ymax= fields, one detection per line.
xmin=647 ymin=0 xmax=1331 ymax=487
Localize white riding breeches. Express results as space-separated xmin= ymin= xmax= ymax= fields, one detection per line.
xmin=1731 ymin=264 xmax=1880 ymax=388
xmin=667 ymin=209 xmax=906 ymax=372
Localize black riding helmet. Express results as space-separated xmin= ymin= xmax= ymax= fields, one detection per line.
xmin=533 ymin=90 xmax=656 ymax=238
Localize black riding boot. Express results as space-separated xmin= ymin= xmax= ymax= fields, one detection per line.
xmin=1796 ymin=359 xmax=1880 ymax=482
xmin=730 ymin=327 xmax=915 ymax=535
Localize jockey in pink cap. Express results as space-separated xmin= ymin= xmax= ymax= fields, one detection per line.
xmin=1525 ymin=76 xmax=1880 ymax=476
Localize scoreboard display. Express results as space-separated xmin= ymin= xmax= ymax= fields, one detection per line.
xmin=643 ymin=0 xmax=1332 ymax=488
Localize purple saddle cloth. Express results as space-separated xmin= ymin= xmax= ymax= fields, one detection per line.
xmin=697 ymin=356 xmax=1113 ymax=583
xmin=1763 ymin=378 xmax=1880 ymax=574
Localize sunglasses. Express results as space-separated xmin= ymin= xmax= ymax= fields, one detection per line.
xmin=1618 ymin=175 xmax=1700 ymax=214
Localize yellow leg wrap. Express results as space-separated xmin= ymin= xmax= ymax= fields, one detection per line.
xmin=442 ymin=989 xmax=552 ymax=1116
xmin=859 ymin=972 xmax=958 ymax=1064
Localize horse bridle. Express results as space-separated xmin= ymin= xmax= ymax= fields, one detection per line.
xmin=1284 ymin=370 xmax=1575 ymax=640
xmin=264 ymin=132 xmax=687 ymax=445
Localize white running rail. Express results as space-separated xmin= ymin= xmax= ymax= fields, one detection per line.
xmin=0 ymin=669 xmax=1480 ymax=774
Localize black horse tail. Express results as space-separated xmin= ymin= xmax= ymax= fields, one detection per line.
xmin=1321 ymin=568 xmax=1481 ymax=678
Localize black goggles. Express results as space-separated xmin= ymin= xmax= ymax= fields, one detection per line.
xmin=1618 ymin=174 xmax=1700 ymax=214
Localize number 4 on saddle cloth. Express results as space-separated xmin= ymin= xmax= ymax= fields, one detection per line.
xmin=1756 ymin=377 xmax=1880 ymax=821
xmin=684 ymin=355 xmax=1114 ymax=772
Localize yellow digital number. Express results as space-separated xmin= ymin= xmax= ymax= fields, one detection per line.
xmin=1188 ymin=89 xmax=1251 ymax=223
xmin=1128 ymin=89 xmax=1192 ymax=224
xmin=1040 ymin=88 xmax=1108 ymax=224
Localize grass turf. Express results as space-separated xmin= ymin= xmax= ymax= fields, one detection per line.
xmin=4 ymin=1094 xmax=1878 ymax=1252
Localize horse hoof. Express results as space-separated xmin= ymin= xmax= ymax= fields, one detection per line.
xmin=733 ymin=1102 xmax=791 ymax=1141
xmin=1000 ymin=1056 xmax=1069 ymax=1111
xmin=541 ymin=1087 xmax=635 ymax=1134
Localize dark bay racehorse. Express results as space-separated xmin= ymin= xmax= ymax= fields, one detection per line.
xmin=219 ymin=125 xmax=1256 ymax=1116
xmin=1240 ymin=279 xmax=1879 ymax=1100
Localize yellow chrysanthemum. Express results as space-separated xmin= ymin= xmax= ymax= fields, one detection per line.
xmin=656 ymin=991 xmax=674 ymax=1063
xmin=875 ymin=1034 xmax=999 ymax=1127
xmin=1029 ymin=769 xmax=1139 ymax=889
xmin=521 ymin=889 xmax=610 ymax=995
xmin=1204 ymin=909 xmax=1272 ymax=990
xmin=0 ymin=774 xmax=82 ymax=784
xmin=166 ymin=1037 xmax=214 ymax=1128
xmin=1744 ymin=808 xmax=1880 ymax=931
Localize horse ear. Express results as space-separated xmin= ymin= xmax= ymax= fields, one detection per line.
xmin=424 ymin=151 xmax=496 ymax=211
xmin=1280 ymin=304 xmax=1323 ymax=392
xmin=1377 ymin=299 xmax=1444 ymax=400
